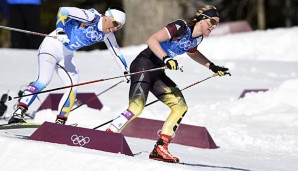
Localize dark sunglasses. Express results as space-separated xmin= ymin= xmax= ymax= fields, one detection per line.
xmin=112 ymin=21 xmax=122 ymax=29
xmin=107 ymin=8 xmax=123 ymax=29
xmin=200 ymin=14 xmax=219 ymax=26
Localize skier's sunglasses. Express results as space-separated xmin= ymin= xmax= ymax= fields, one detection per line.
xmin=107 ymin=8 xmax=123 ymax=30
xmin=200 ymin=14 xmax=219 ymax=26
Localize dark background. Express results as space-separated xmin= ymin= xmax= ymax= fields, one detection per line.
xmin=0 ymin=0 xmax=297 ymax=50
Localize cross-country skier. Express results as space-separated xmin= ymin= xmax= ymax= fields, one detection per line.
xmin=8 ymin=6 xmax=129 ymax=125
xmin=106 ymin=5 xmax=229 ymax=163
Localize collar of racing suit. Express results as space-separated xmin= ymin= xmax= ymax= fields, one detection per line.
xmin=97 ymin=15 xmax=104 ymax=31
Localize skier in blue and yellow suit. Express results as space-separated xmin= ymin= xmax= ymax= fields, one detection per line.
xmin=9 ymin=6 xmax=129 ymax=125
xmin=106 ymin=5 xmax=230 ymax=163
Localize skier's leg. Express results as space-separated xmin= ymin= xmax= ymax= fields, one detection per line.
xmin=106 ymin=55 xmax=156 ymax=132
xmin=107 ymin=72 xmax=151 ymax=132
xmin=9 ymin=53 xmax=57 ymax=123
xmin=55 ymin=55 xmax=79 ymax=124
xmin=149 ymin=75 xmax=188 ymax=163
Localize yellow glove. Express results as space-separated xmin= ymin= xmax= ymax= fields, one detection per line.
xmin=163 ymin=55 xmax=178 ymax=70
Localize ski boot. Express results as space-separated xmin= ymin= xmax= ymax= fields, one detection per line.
xmin=8 ymin=106 xmax=27 ymax=124
xmin=149 ymin=134 xmax=179 ymax=163
xmin=55 ymin=115 xmax=67 ymax=125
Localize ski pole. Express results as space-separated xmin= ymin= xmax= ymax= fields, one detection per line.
xmin=0 ymin=25 xmax=56 ymax=39
xmin=71 ymin=79 xmax=125 ymax=112
xmin=8 ymin=66 xmax=167 ymax=101
xmin=145 ymin=71 xmax=231 ymax=107
xmin=93 ymin=120 xmax=113 ymax=130
xmin=92 ymin=72 xmax=225 ymax=130
xmin=144 ymin=73 xmax=220 ymax=107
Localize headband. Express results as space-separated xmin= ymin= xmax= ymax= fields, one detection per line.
xmin=105 ymin=9 xmax=126 ymax=25
xmin=195 ymin=8 xmax=219 ymax=21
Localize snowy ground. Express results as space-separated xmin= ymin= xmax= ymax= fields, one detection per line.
xmin=0 ymin=27 xmax=298 ymax=171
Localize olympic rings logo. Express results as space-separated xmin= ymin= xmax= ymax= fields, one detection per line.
xmin=85 ymin=26 xmax=102 ymax=42
xmin=71 ymin=134 xmax=90 ymax=146
xmin=178 ymin=38 xmax=194 ymax=50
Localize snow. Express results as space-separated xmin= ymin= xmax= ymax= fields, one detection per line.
xmin=1 ymin=27 xmax=298 ymax=171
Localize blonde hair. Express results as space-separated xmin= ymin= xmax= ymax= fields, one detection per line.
xmin=187 ymin=5 xmax=219 ymax=27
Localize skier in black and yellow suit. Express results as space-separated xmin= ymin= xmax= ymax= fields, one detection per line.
xmin=106 ymin=5 xmax=229 ymax=163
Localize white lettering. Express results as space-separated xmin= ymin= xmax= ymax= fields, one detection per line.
xmin=69 ymin=42 xmax=81 ymax=50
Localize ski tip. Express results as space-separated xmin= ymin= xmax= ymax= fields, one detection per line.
xmin=8 ymin=96 xmax=12 ymax=101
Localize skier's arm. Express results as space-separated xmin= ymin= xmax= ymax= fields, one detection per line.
xmin=146 ymin=28 xmax=169 ymax=60
xmin=187 ymin=50 xmax=212 ymax=68
xmin=187 ymin=50 xmax=230 ymax=75
xmin=56 ymin=7 xmax=95 ymax=30
xmin=146 ymin=20 xmax=187 ymax=60
xmin=104 ymin=33 xmax=129 ymax=72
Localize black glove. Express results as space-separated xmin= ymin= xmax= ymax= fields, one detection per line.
xmin=0 ymin=93 xmax=8 ymax=103
xmin=209 ymin=63 xmax=230 ymax=76
xmin=124 ymin=71 xmax=130 ymax=83
xmin=163 ymin=55 xmax=179 ymax=70
xmin=0 ymin=102 xmax=7 ymax=117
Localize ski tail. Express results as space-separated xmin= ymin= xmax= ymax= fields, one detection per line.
xmin=0 ymin=122 xmax=41 ymax=130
